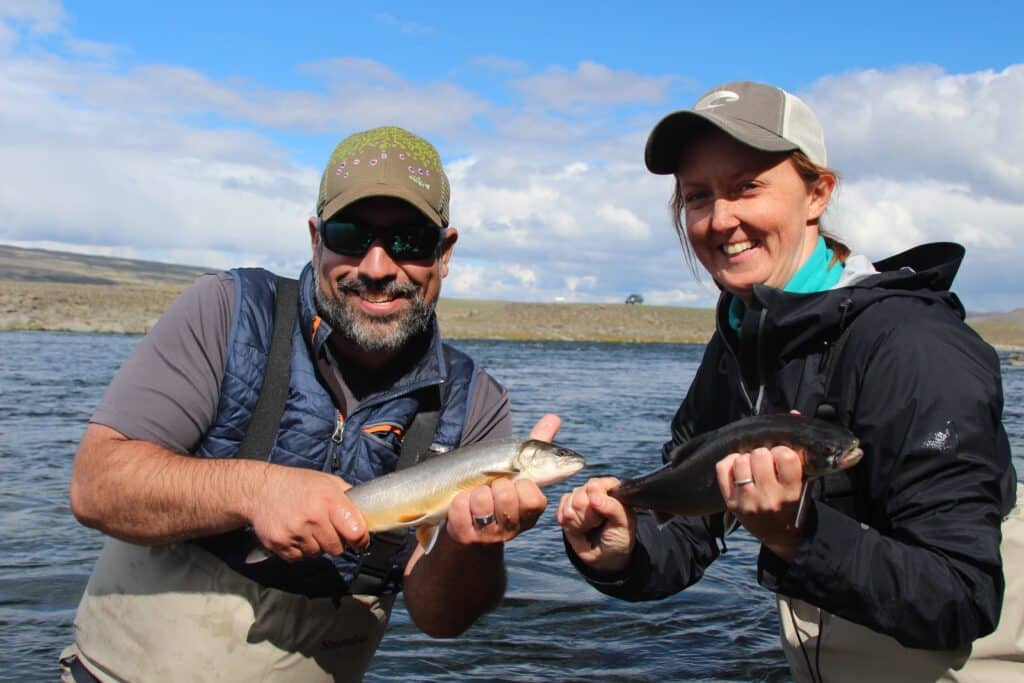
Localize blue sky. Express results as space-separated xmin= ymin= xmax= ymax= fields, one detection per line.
xmin=2 ymin=1 xmax=1022 ymax=311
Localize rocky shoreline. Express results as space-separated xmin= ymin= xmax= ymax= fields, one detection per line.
xmin=1 ymin=245 xmax=1022 ymax=348
xmin=3 ymin=277 xmax=1023 ymax=350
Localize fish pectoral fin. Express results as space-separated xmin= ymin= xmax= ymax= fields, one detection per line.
xmin=481 ymin=468 xmax=518 ymax=479
xmin=416 ymin=521 xmax=445 ymax=555
xmin=244 ymin=547 xmax=274 ymax=564
xmin=723 ymin=511 xmax=741 ymax=536
xmin=653 ymin=510 xmax=676 ymax=529
xmin=793 ymin=480 xmax=811 ymax=529
xmin=397 ymin=512 xmax=432 ymax=527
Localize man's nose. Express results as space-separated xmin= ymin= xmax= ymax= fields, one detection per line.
xmin=357 ymin=239 xmax=399 ymax=279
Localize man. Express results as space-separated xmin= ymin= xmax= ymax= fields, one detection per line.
xmin=61 ymin=126 xmax=560 ymax=682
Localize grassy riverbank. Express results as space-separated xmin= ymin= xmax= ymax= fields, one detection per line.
xmin=2 ymin=244 xmax=1022 ymax=348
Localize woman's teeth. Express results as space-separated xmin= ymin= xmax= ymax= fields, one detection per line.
xmin=722 ymin=240 xmax=755 ymax=256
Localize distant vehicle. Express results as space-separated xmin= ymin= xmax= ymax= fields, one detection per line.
xmin=625 ymin=294 xmax=644 ymax=305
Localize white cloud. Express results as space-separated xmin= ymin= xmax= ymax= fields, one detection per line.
xmin=644 ymin=287 xmax=705 ymax=306
xmin=801 ymin=66 xmax=1024 ymax=310
xmin=300 ymin=58 xmax=404 ymax=86
xmin=1 ymin=9 xmax=1022 ymax=313
xmin=565 ymin=275 xmax=597 ymax=294
xmin=511 ymin=61 xmax=675 ymax=113
xmin=375 ymin=12 xmax=434 ymax=36
xmin=472 ymin=55 xmax=528 ymax=75
xmin=0 ymin=0 xmax=67 ymax=35
xmin=806 ymin=65 xmax=1024 ymax=203
xmin=446 ymin=261 xmax=542 ymax=301
xmin=595 ymin=203 xmax=650 ymax=240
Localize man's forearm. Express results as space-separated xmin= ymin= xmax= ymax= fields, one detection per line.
xmin=403 ymin=533 xmax=507 ymax=638
xmin=70 ymin=423 xmax=266 ymax=545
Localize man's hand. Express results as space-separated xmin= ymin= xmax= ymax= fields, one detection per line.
xmin=443 ymin=414 xmax=561 ymax=545
xmin=247 ymin=465 xmax=369 ymax=562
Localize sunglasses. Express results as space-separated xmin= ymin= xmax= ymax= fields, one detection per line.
xmin=318 ymin=217 xmax=442 ymax=261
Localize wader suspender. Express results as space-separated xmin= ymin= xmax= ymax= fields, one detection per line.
xmin=235 ymin=276 xmax=299 ymax=460
xmin=239 ymin=275 xmax=442 ymax=595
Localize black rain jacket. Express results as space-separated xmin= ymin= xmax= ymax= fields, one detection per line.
xmin=573 ymin=242 xmax=1017 ymax=650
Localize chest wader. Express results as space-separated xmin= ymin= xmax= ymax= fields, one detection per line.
xmin=61 ymin=277 xmax=443 ymax=683
xmin=778 ymin=316 xmax=1024 ymax=683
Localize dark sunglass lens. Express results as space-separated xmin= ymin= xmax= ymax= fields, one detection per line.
xmin=388 ymin=224 xmax=440 ymax=260
xmin=323 ymin=220 xmax=374 ymax=256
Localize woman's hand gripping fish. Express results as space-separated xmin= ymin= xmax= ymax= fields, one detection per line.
xmin=346 ymin=437 xmax=586 ymax=552
xmin=609 ymin=414 xmax=862 ymax=528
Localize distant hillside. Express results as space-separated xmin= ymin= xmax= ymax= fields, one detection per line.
xmin=0 ymin=244 xmax=212 ymax=286
xmin=0 ymin=244 xmax=717 ymax=342
xmin=967 ymin=308 xmax=1024 ymax=324
xmin=1 ymin=244 xmax=1020 ymax=349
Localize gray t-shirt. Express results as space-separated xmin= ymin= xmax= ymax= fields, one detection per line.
xmin=92 ymin=273 xmax=511 ymax=455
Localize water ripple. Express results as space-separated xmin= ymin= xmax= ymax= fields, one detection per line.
xmin=1 ymin=334 xmax=1020 ymax=681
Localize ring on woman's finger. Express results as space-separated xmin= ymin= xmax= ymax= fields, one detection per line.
xmin=473 ymin=513 xmax=496 ymax=528
xmin=734 ymin=478 xmax=755 ymax=486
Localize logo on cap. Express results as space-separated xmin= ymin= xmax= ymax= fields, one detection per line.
xmin=696 ymin=90 xmax=740 ymax=110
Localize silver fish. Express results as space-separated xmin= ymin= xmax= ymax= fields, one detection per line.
xmin=347 ymin=437 xmax=586 ymax=549
xmin=244 ymin=438 xmax=585 ymax=564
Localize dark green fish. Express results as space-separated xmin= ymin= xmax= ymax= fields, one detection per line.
xmin=609 ymin=414 xmax=862 ymax=524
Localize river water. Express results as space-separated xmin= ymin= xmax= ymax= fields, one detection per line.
xmin=1 ymin=331 xmax=1021 ymax=681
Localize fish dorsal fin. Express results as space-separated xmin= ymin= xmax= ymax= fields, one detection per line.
xmin=668 ymin=431 xmax=712 ymax=466
xmin=416 ymin=522 xmax=445 ymax=555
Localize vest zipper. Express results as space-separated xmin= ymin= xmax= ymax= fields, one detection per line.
xmin=330 ymin=412 xmax=345 ymax=472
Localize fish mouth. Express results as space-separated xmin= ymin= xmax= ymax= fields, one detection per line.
xmin=560 ymin=456 xmax=586 ymax=475
xmin=555 ymin=445 xmax=586 ymax=475
xmin=837 ymin=445 xmax=863 ymax=469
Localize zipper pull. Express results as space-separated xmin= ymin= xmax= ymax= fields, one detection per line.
xmin=332 ymin=412 xmax=345 ymax=443
xmin=331 ymin=413 xmax=345 ymax=471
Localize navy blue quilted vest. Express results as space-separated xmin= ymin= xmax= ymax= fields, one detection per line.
xmin=194 ymin=265 xmax=479 ymax=596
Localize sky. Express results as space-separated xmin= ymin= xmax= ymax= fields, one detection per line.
xmin=1 ymin=0 xmax=1022 ymax=312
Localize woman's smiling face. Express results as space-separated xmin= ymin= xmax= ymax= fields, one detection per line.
xmin=676 ymin=129 xmax=832 ymax=302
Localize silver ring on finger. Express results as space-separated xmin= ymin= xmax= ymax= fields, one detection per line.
xmin=473 ymin=513 xmax=496 ymax=528
xmin=734 ymin=478 xmax=755 ymax=486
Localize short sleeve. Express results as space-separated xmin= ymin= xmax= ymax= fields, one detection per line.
xmin=91 ymin=273 xmax=234 ymax=453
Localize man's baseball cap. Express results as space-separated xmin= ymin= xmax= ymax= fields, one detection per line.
xmin=645 ymin=81 xmax=827 ymax=175
xmin=317 ymin=126 xmax=451 ymax=227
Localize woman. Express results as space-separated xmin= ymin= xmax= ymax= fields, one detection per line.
xmin=557 ymin=81 xmax=1021 ymax=682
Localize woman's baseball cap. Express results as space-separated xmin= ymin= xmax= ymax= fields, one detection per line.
xmin=645 ymin=81 xmax=827 ymax=174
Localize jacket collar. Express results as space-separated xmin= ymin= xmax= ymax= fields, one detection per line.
xmin=717 ymin=242 xmax=966 ymax=367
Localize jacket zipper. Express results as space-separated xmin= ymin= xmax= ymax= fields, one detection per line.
xmin=751 ymin=307 xmax=768 ymax=415
xmin=719 ymin=326 xmax=758 ymax=415
xmin=325 ymin=377 xmax=445 ymax=474
xmin=329 ymin=412 xmax=345 ymax=472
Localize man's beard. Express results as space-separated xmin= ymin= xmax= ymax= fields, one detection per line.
xmin=313 ymin=269 xmax=436 ymax=355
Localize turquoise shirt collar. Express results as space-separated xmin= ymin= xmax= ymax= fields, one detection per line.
xmin=727 ymin=236 xmax=842 ymax=331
